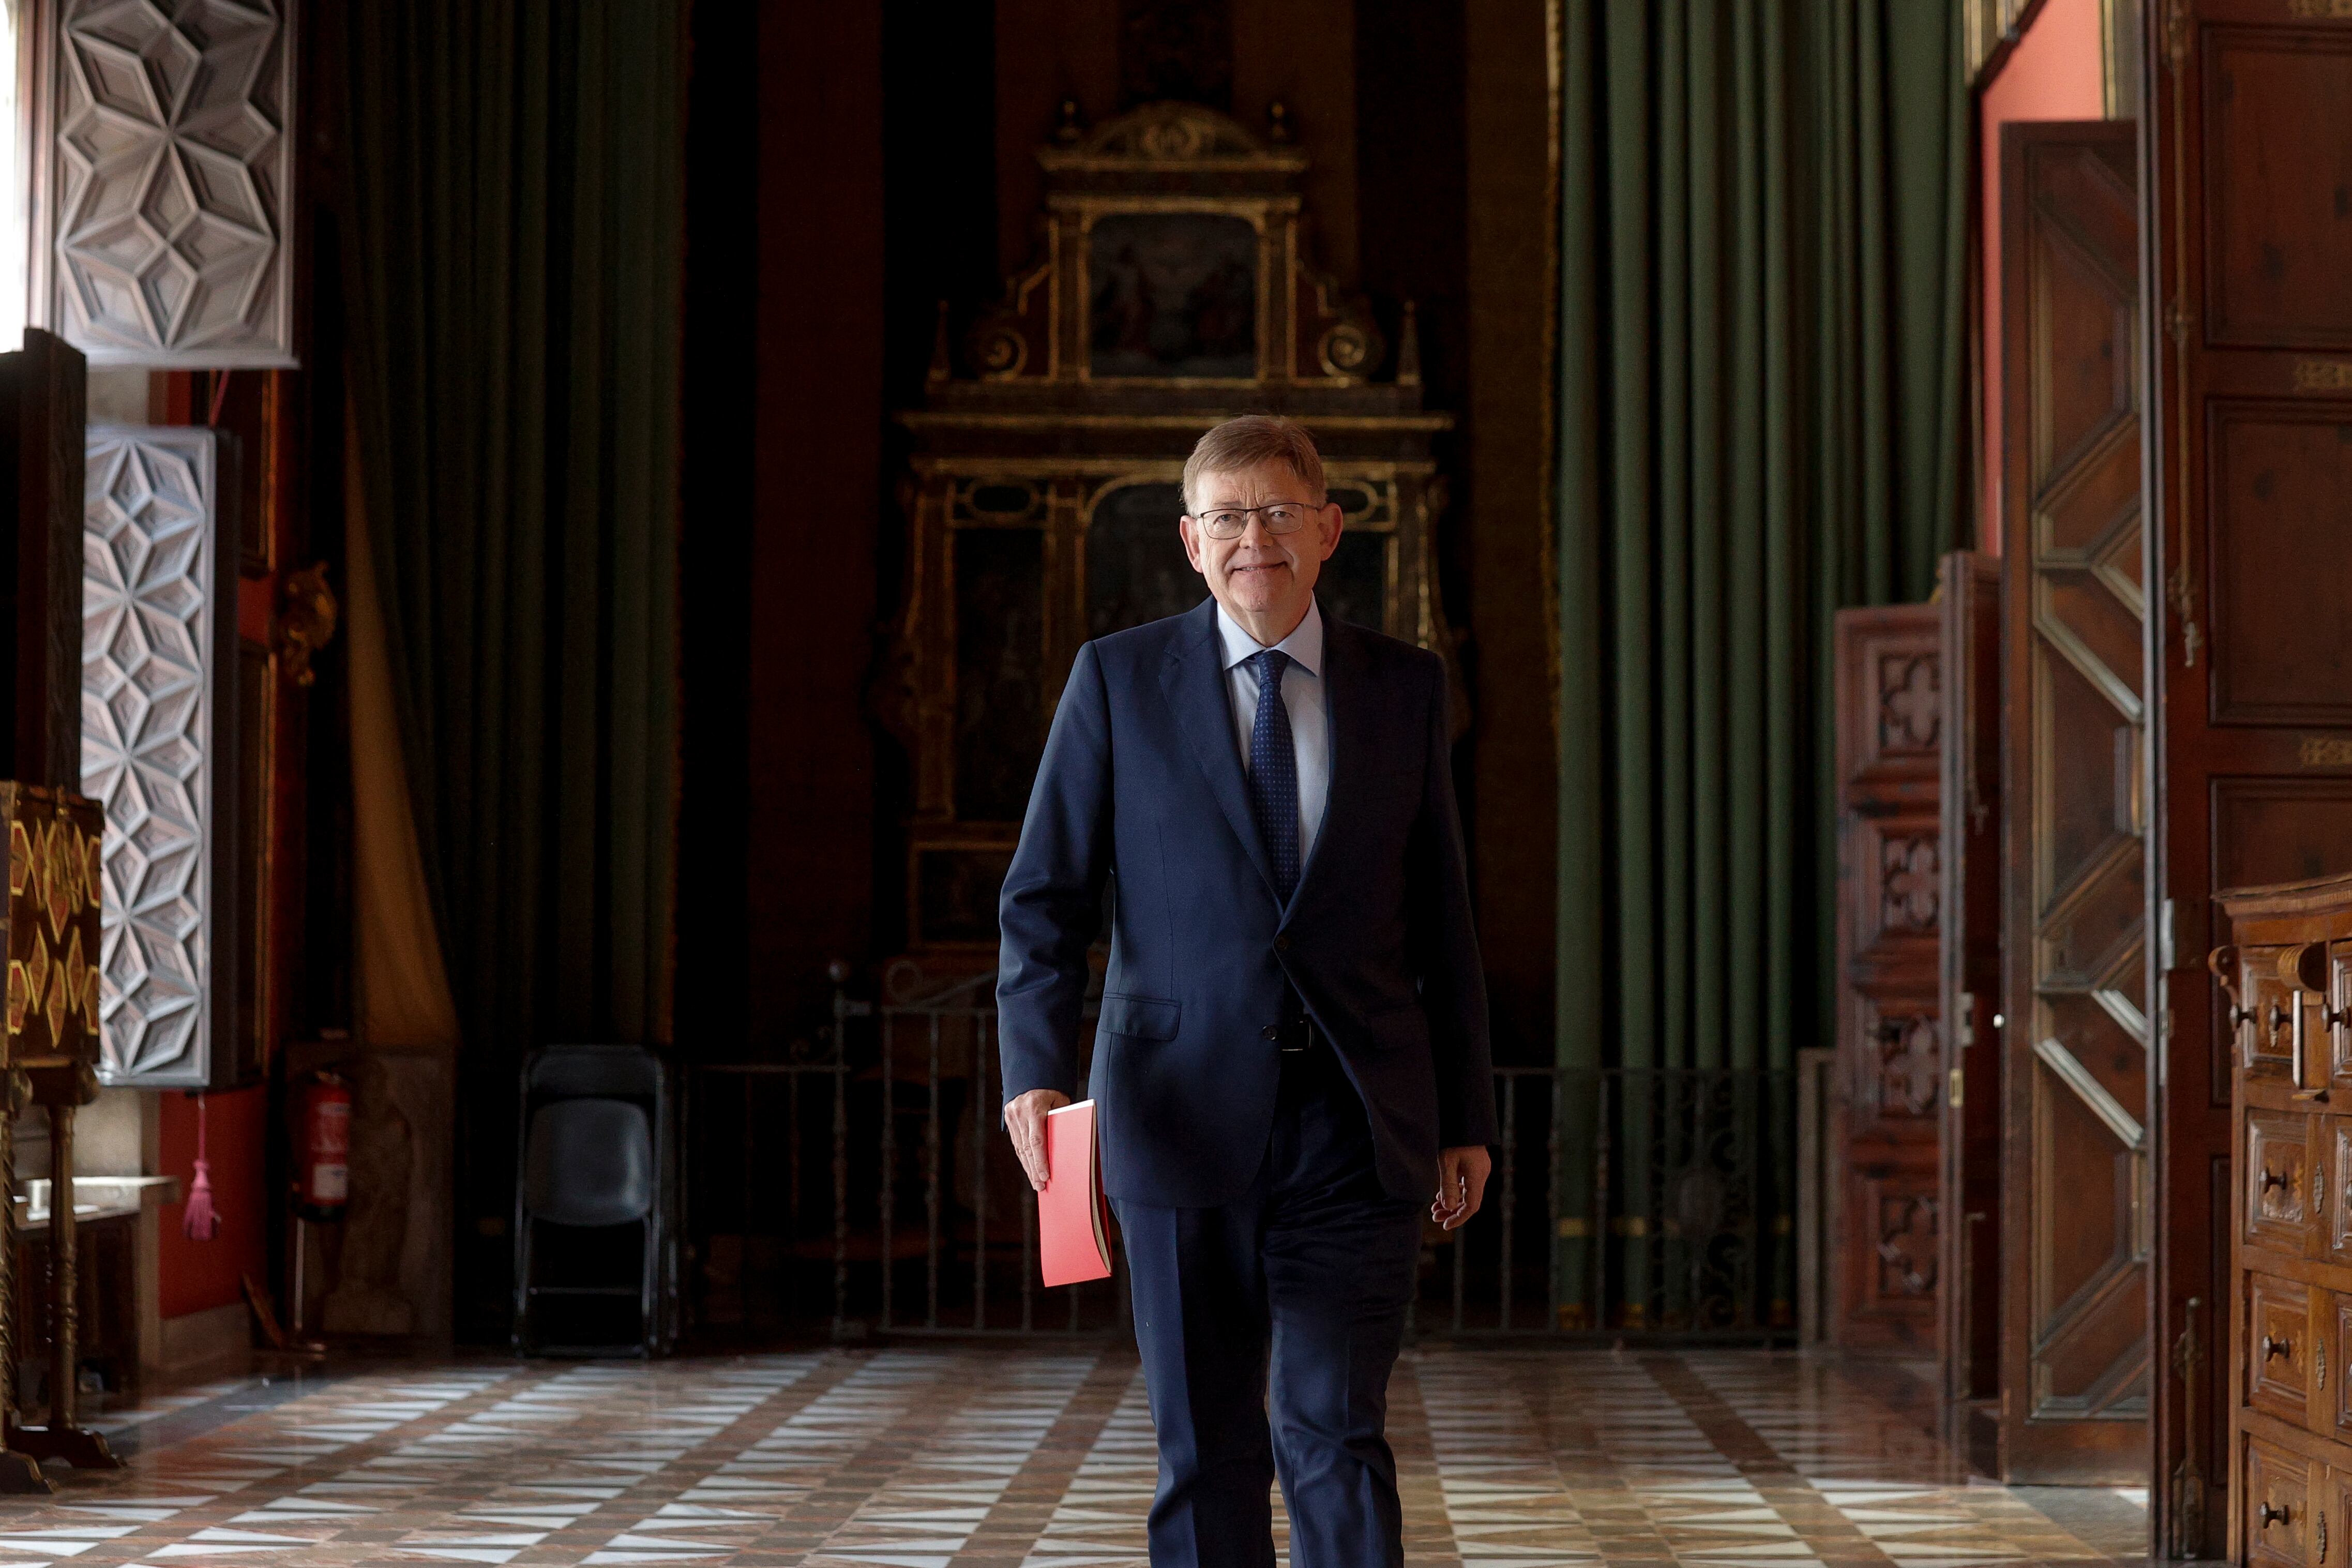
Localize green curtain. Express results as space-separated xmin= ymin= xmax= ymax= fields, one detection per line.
xmin=1552 ymin=0 xmax=1966 ymax=1323
xmin=335 ymin=1 xmax=685 ymax=1333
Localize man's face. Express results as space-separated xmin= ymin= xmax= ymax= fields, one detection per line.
xmin=1178 ymin=457 xmax=1343 ymax=629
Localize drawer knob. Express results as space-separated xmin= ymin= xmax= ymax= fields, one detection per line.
xmin=2262 ymin=1166 xmax=2291 ymax=1195
xmin=2262 ymin=1501 xmax=2294 ymax=1529
xmin=2273 ymin=1001 xmax=2294 ymax=1035
xmin=2234 ymin=1002 xmax=2257 ymax=1030
xmin=2265 ymin=1333 xmax=2294 ymax=1361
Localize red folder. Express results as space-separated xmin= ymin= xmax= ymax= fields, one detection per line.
xmin=1039 ymin=1099 xmax=1113 ymax=1286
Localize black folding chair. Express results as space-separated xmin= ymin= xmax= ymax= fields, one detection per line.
xmin=512 ymin=1045 xmax=677 ymax=1356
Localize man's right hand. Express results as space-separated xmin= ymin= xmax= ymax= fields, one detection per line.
xmin=1005 ymin=1089 xmax=1072 ymax=1191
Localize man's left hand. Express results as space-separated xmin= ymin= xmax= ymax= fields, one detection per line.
xmin=1431 ymin=1145 xmax=1491 ymax=1230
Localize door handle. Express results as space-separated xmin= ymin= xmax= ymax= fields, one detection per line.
xmin=2296 ymin=992 xmax=2308 ymax=1083
xmin=2261 ymin=1501 xmax=2294 ymax=1529
xmin=2261 ymin=1167 xmax=2290 ymax=1195
xmin=2265 ymin=1333 xmax=2295 ymax=1361
xmin=2296 ymin=991 xmax=2330 ymax=1100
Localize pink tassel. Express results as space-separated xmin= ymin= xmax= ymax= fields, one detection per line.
xmin=182 ymin=1094 xmax=218 ymax=1242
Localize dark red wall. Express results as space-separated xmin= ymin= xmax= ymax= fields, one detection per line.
xmin=157 ymin=1087 xmax=269 ymax=1320
xmin=741 ymin=7 xmax=885 ymax=1042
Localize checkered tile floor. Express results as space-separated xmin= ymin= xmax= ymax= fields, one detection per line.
xmin=0 ymin=1346 xmax=2143 ymax=1565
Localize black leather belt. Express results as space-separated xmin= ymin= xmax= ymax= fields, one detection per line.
xmin=1261 ymin=1018 xmax=1318 ymax=1053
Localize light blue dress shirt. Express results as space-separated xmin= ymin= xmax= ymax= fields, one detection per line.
xmin=1215 ymin=599 xmax=1330 ymax=862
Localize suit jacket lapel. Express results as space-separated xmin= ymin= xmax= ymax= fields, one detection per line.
xmin=1161 ymin=598 xmax=1279 ymax=900
xmin=1292 ymin=604 xmax=1358 ymax=906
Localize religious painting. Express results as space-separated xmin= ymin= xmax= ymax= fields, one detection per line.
xmin=1087 ymin=482 xmax=1201 ymax=639
xmin=1318 ymin=531 xmax=1390 ymax=634
xmin=953 ymin=527 xmax=1045 ymax=821
xmin=915 ymin=848 xmax=1017 ymax=947
xmin=1087 ymin=214 xmax=1258 ymax=379
xmin=1085 ymin=478 xmax=1394 ymax=641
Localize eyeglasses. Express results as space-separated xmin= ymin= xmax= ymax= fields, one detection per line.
xmin=1187 ymin=502 xmax=1319 ymax=539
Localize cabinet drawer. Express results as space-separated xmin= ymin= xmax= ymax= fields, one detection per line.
xmin=2252 ymin=1273 xmax=2315 ymax=1426
xmin=2326 ymin=1464 xmax=2352 ymax=1566
xmin=2329 ymin=1122 xmax=2352 ymax=1267
xmin=2332 ymin=1296 xmax=2352 ymax=1442
xmin=2243 ymin=946 xmax=2300 ymax=1083
xmin=2252 ymin=1109 xmax=2321 ymax=1257
xmin=2333 ymin=945 xmax=2352 ymax=1094
xmin=2248 ymin=1435 xmax=2316 ymax=1568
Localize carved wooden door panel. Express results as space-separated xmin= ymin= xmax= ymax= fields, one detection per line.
xmin=1832 ymin=606 xmax=1942 ymax=1354
xmin=1998 ymin=121 xmax=2148 ymax=1483
xmin=2146 ymin=2 xmax=2352 ymax=1555
xmin=1939 ymin=551 xmax=2003 ymax=1415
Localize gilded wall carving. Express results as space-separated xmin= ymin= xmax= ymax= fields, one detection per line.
xmin=46 ymin=1 xmax=296 ymax=366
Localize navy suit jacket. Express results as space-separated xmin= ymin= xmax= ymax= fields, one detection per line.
xmin=997 ymin=596 xmax=1497 ymax=1209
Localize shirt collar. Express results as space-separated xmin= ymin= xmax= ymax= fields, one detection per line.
xmin=1216 ymin=597 xmax=1323 ymax=679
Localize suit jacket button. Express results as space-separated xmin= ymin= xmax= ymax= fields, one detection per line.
xmin=1273 ymin=934 xmax=1291 ymax=953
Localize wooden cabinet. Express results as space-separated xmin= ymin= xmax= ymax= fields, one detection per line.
xmin=1828 ymin=606 xmax=1943 ymax=1353
xmin=2216 ymin=875 xmax=2352 ymax=1566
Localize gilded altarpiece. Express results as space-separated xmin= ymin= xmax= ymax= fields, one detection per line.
xmin=887 ymin=102 xmax=1456 ymax=959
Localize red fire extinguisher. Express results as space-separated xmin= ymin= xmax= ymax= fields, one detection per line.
xmin=296 ymin=1073 xmax=352 ymax=1224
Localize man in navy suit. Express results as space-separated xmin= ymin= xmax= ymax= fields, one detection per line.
xmin=998 ymin=415 xmax=1496 ymax=1568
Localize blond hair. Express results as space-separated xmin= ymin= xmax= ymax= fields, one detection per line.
xmin=1181 ymin=415 xmax=1326 ymax=514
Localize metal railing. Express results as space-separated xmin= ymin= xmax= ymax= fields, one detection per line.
xmin=684 ymin=964 xmax=1793 ymax=1341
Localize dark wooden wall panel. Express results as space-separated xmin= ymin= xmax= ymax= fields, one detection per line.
xmin=2201 ymin=30 xmax=2352 ymax=350
xmin=2206 ymin=406 xmax=2352 ymax=727
xmin=2148 ymin=2 xmax=2352 ymax=1555
xmin=1999 ymin=120 xmax=2148 ymax=1485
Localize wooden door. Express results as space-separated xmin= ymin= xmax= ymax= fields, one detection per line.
xmin=1831 ymin=605 xmax=1943 ymax=1354
xmin=2146 ymin=2 xmax=2352 ymax=1555
xmin=1998 ymin=120 xmax=2149 ymax=1483
xmin=1939 ymin=551 xmax=2003 ymax=1428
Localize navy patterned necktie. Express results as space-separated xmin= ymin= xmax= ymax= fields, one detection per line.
xmin=1247 ymin=649 xmax=1300 ymax=901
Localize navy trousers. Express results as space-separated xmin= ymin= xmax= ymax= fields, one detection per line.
xmin=1114 ymin=1044 xmax=1424 ymax=1568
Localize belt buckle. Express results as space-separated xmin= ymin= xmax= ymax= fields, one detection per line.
xmin=1262 ymin=1020 xmax=1313 ymax=1053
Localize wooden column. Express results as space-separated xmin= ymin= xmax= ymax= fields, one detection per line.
xmin=0 ymin=330 xmax=85 ymax=793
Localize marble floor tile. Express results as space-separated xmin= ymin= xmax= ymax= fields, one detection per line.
xmin=0 ymin=1347 xmax=2146 ymax=1565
